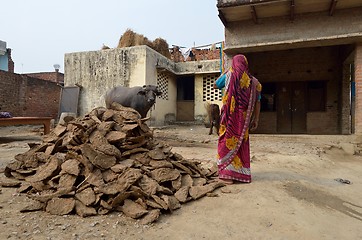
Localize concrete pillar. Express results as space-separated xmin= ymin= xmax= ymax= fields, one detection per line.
xmin=354 ymin=43 xmax=362 ymax=134
xmin=341 ymin=63 xmax=351 ymax=134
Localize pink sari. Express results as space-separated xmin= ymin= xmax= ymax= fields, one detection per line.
xmin=217 ymin=55 xmax=261 ymax=183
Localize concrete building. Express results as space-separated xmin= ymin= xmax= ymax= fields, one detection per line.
xmin=217 ymin=0 xmax=362 ymax=135
xmin=0 ymin=40 xmax=14 ymax=72
xmin=64 ymin=46 xmax=221 ymax=126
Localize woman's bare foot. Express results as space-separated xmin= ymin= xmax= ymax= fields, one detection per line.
xmin=219 ymin=179 xmax=233 ymax=185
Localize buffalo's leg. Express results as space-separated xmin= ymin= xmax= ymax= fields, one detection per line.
xmin=215 ymin=123 xmax=220 ymax=136
xmin=209 ymin=121 xmax=214 ymax=135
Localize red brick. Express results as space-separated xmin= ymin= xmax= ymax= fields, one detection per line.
xmin=0 ymin=71 xmax=61 ymax=118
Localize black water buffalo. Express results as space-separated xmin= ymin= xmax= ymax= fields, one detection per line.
xmin=105 ymin=85 xmax=162 ymax=118
xmin=208 ymin=103 xmax=220 ymax=135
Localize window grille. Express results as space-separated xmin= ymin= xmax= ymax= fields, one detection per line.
xmin=157 ymin=72 xmax=169 ymax=100
xmin=203 ymin=74 xmax=222 ymax=101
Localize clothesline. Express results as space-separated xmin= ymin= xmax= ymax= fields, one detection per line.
xmin=172 ymin=41 xmax=224 ymax=62
xmin=171 ymin=41 xmax=226 ymax=74
xmin=192 ymin=41 xmax=223 ymax=49
xmin=172 ymin=41 xmax=223 ymax=50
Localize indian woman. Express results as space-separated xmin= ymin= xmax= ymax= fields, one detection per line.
xmin=214 ymin=54 xmax=262 ymax=184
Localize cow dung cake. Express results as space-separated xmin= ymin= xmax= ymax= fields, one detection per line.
xmin=2 ymin=102 xmax=222 ymax=224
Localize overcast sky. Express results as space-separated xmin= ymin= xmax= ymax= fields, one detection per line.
xmin=1 ymin=0 xmax=224 ymax=74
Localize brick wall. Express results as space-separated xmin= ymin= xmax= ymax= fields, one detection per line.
xmin=170 ymin=46 xmax=221 ymax=63
xmin=355 ymin=43 xmax=362 ymax=134
xmin=188 ymin=48 xmax=221 ymax=61
xmin=26 ymin=71 xmax=64 ymax=84
xmin=341 ymin=63 xmax=351 ymax=134
xmin=247 ymin=46 xmax=341 ymax=134
xmin=256 ymin=112 xmax=277 ymax=133
xmin=0 ymin=70 xmax=61 ymax=118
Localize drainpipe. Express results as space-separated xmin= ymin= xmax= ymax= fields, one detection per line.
xmin=55 ymin=68 xmax=59 ymax=84
xmin=53 ymin=64 xmax=60 ymax=84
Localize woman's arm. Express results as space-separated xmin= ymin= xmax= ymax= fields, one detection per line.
xmin=250 ymin=101 xmax=260 ymax=131
xmin=250 ymin=101 xmax=260 ymax=132
xmin=250 ymin=79 xmax=262 ymax=131
xmin=214 ymin=72 xmax=227 ymax=89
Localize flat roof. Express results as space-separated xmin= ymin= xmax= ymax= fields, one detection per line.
xmin=217 ymin=0 xmax=362 ymax=24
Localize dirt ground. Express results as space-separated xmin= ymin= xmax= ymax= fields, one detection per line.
xmin=0 ymin=124 xmax=361 ymax=240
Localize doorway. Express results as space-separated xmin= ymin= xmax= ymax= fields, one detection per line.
xmin=176 ymin=76 xmax=195 ymax=121
xmin=277 ymin=82 xmax=307 ymax=133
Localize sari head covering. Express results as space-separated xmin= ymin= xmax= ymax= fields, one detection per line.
xmin=217 ymin=54 xmax=261 ymax=183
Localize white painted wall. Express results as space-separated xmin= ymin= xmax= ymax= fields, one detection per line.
xmin=64 ymin=45 xmax=220 ymax=125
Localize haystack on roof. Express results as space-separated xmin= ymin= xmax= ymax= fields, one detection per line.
xmin=152 ymin=37 xmax=171 ymax=59
xmin=118 ymin=29 xmax=153 ymax=48
xmin=117 ymin=29 xmax=171 ymax=59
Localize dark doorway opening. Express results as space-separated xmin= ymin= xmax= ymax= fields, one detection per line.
xmin=261 ymin=82 xmax=277 ymax=112
xmin=176 ymin=76 xmax=195 ymax=121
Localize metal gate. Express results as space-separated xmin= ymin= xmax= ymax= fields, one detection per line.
xmin=58 ymin=86 xmax=80 ymax=119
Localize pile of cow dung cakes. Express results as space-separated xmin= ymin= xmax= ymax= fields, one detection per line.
xmin=3 ymin=102 xmax=223 ymax=224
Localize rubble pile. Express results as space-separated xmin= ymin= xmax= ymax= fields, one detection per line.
xmin=3 ymin=103 xmax=221 ymax=224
